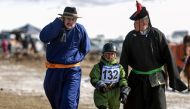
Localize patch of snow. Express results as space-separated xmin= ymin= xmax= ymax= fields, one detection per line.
xmin=0 ymin=63 xmax=190 ymax=108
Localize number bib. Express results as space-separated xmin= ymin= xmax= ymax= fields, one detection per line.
xmin=101 ymin=65 xmax=120 ymax=84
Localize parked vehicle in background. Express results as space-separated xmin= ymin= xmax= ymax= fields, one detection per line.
xmin=167 ymin=30 xmax=189 ymax=44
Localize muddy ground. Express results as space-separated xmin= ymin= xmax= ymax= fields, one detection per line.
xmin=0 ymin=56 xmax=190 ymax=109
xmin=0 ymin=56 xmax=96 ymax=109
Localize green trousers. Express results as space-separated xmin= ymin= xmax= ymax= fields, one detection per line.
xmin=94 ymin=88 xmax=120 ymax=109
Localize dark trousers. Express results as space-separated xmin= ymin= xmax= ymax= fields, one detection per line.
xmin=124 ymin=73 xmax=166 ymax=109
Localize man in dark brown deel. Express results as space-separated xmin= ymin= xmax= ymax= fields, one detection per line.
xmin=120 ymin=1 xmax=187 ymax=109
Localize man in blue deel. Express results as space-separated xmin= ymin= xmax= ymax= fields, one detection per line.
xmin=40 ymin=6 xmax=90 ymax=109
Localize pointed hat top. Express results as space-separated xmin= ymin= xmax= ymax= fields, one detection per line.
xmin=136 ymin=1 xmax=142 ymax=13
xmin=130 ymin=1 xmax=149 ymax=20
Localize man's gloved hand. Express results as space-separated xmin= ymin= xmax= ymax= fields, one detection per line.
xmin=95 ymin=81 xmax=108 ymax=93
xmin=120 ymin=86 xmax=131 ymax=104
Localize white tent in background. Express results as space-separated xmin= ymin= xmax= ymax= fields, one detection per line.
xmin=13 ymin=23 xmax=41 ymax=39
xmin=12 ymin=24 xmax=43 ymax=53
xmin=14 ymin=23 xmax=41 ymax=34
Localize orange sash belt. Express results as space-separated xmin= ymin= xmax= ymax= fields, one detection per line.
xmin=45 ymin=62 xmax=80 ymax=68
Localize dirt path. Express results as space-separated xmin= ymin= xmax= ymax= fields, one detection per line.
xmin=0 ymin=59 xmax=190 ymax=109
xmin=0 ymin=59 xmax=96 ymax=109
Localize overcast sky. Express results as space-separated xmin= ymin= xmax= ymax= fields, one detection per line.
xmin=0 ymin=0 xmax=189 ymax=39
xmin=0 ymin=0 xmax=131 ymax=6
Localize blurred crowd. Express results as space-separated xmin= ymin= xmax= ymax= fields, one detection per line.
xmin=0 ymin=32 xmax=45 ymax=60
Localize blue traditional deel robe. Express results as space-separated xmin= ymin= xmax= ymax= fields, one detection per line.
xmin=40 ymin=18 xmax=90 ymax=109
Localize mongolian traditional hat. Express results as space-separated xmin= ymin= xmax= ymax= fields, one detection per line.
xmin=130 ymin=1 xmax=149 ymax=21
xmin=58 ymin=7 xmax=81 ymax=18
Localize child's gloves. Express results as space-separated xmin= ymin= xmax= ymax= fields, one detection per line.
xmin=120 ymin=94 xmax=128 ymax=104
xmin=120 ymin=86 xmax=131 ymax=104
xmin=95 ymin=81 xmax=108 ymax=93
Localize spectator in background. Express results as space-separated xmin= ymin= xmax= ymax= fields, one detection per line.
xmin=183 ymin=35 xmax=190 ymax=91
xmin=8 ymin=34 xmax=17 ymax=57
xmin=22 ymin=35 xmax=31 ymax=55
xmin=183 ymin=35 xmax=190 ymax=63
xmin=1 ymin=36 xmax=9 ymax=58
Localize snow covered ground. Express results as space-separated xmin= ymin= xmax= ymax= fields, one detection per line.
xmin=0 ymin=60 xmax=190 ymax=109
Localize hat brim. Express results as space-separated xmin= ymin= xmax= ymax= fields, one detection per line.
xmin=58 ymin=14 xmax=81 ymax=18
